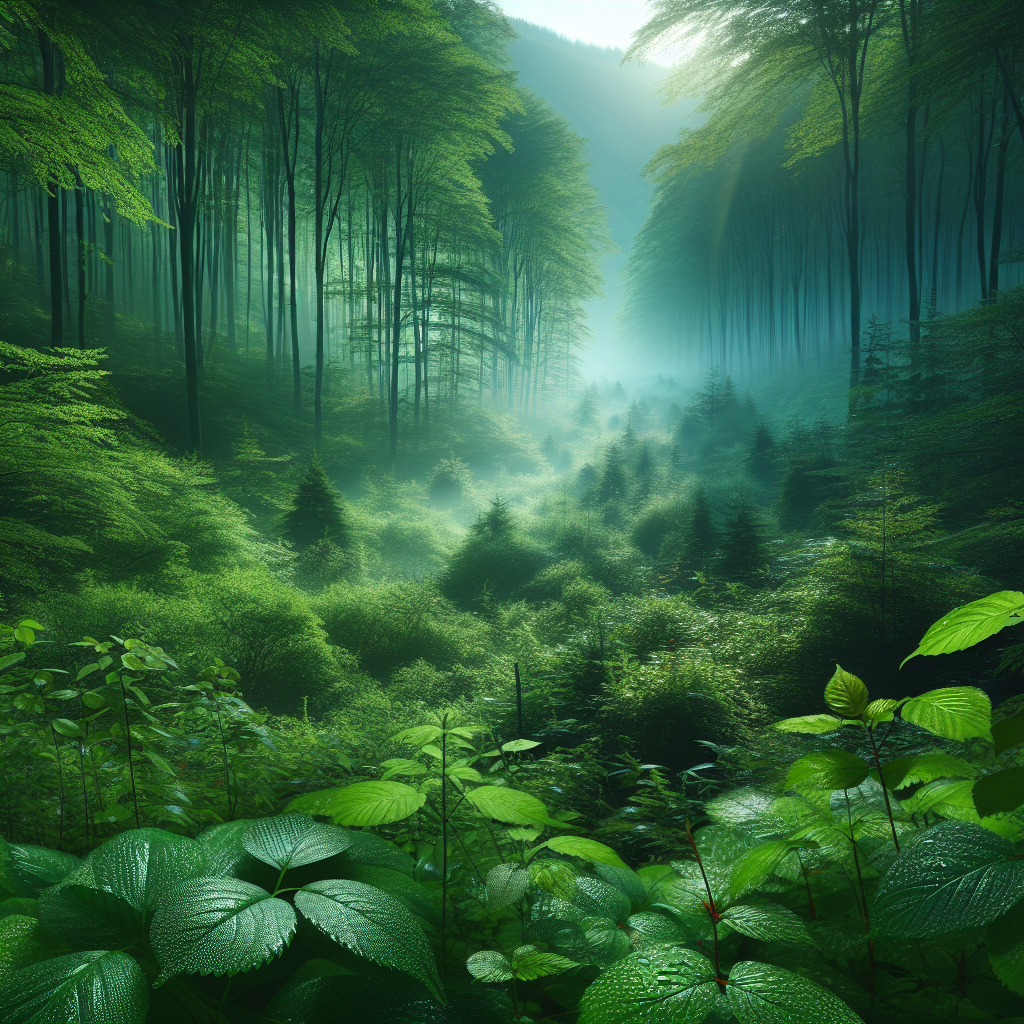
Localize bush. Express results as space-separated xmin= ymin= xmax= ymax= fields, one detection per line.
xmin=428 ymin=456 xmax=471 ymax=505
xmin=280 ymin=455 xmax=351 ymax=549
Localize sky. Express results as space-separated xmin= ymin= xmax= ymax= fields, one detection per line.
xmin=499 ymin=0 xmax=651 ymax=52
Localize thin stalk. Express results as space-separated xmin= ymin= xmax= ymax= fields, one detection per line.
xmin=685 ymin=819 xmax=725 ymax=991
xmin=77 ymin=727 xmax=90 ymax=850
xmin=514 ymin=662 xmax=524 ymax=738
xmin=46 ymin=711 xmax=66 ymax=851
xmin=868 ymin=724 xmax=900 ymax=851
xmin=845 ymin=792 xmax=875 ymax=998
xmin=118 ymin=677 xmax=141 ymax=828
xmin=440 ymin=715 xmax=449 ymax=980
xmin=214 ymin=701 xmax=232 ymax=820
xmin=799 ymin=858 xmax=817 ymax=920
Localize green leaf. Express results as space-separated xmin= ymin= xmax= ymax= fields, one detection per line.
xmin=0 ymin=843 xmax=80 ymax=899
xmin=508 ymin=945 xmax=577 ymax=980
xmin=773 ymin=715 xmax=843 ymax=735
xmin=501 ymin=739 xmax=541 ymax=752
xmin=824 ymin=665 xmax=869 ymax=717
xmin=18 ymin=620 xmax=44 ymax=630
xmin=91 ymin=829 xmax=206 ymax=917
xmin=625 ymin=911 xmax=685 ymax=946
xmin=0 ymin=950 xmax=147 ymax=1024
xmin=786 ymin=751 xmax=870 ymax=792
xmin=242 ymin=814 xmax=351 ymax=871
xmin=38 ymin=884 xmax=144 ymax=951
xmin=993 ymin=711 xmax=1024 ymax=755
xmin=901 ymin=686 xmax=992 ymax=742
xmin=294 ymin=879 xmax=443 ymax=1002
xmin=577 ymin=947 xmax=718 ymax=1024
xmin=973 ymin=767 xmax=1024 ymax=817
xmin=486 ymin=863 xmax=531 ymax=910
xmin=150 ymin=876 xmax=296 ymax=984
xmin=390 ymin=725 xmax=443 ymax=747
xmin=13 ymin=626 xmax=35 ymax=644
xmin=986 ymin=899 xmax=1024 ymax=996
xmin=285 ymin=782 xmax=426 ymax=827
xmin=466 ymin=948 xmax=514 ymax=982
xmin=901 ymin=591 xmax=1024 ymax=666
xmin=0 ymin=915 xmax=68 ymax=983
xmin=571 ymin=876 xmax=632 ymax=924
xmin=0 ymin=652 xmax=25 ymax=672
xmin=730 ymin=842 xmax=812 ymax=899
xmin=465 ymin=786 xmax=563 ymax=827
xmin=378 ymin=758 xmax=427 ymax=781
xmin=726 ymin=960 xmax=863 ymax=1023
xmin=863 ymin=699 xmax=899 ymax=725
xmin=541 ymin=836 xmax=627 ymax=869
xmin=195 ymin=820 xmax=264 ymax=878
xmin=720 ymin=903 xmax=812 ymax=945
xmin=877 ymin=753 xmax=977 ymax=790
xmin=874 ymin=821 xmax=1024 ymax=936
xmin=595 ymin=863 xmax=647 ymax=907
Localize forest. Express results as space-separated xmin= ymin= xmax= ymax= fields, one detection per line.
xmin=0 ymin=1 xmax=1022 ymax=1023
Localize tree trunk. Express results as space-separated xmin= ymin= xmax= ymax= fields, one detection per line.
xmin=39 ymin=29 xmax=62 ymax=346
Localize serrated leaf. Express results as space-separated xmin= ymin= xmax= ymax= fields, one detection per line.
xmin=91 ymin=829 xmax=206 ymax=917
xmin=285 ymin=782 xmax=426 ymax=827
xmin=542 ymin=836 xmax=626 ymax=869
xmin=972 ymin=767 xmax=1024 ymax=817
xmin=986 ymin=899 xmax=1024 ymax=996
xmin=901 ymin=591 xmax=1024 ymax=666
xmin=294 ymin=879 xmax=443 ymax=1001
xmin=625 ymin=911 xmax=684 ymax=946
xmin=577 ymin=947 xmax=718 ymax=1024
xmin=486 ymin=863 xmax=531 ymax=910
xmin=773 ymin=715 xmax=843 ymax=735
xmin=1 ymin=843 xmax=80 ymax=898
xmin=720 ymin=903 xmax=813 ymax=945
xmin=465 ymin=786 xmax=563 ymax=828
xmin=242 ymin=814 xmax=351 ymax=872
xmin=863 ymin=699 xmax=899 ymax=725
xmin=874 ymin=821 xmax=1024 ymax=936
xmin=786 ymin=751 xmax=870 ymax=792
xmin=571 ymin=876 xmax=632 ymax=924
xmin=196 ymin=820 xmax=265 ymax=878
xmin=510 ymin=946 xmax=578 ymax=980
xmin=878 ymin=753 xmax=977 ymax=790
xmin=730 ymin=841 xmax=812 ymax=898
xmin=466 ymin=948 xmax=514 ymax=982
xmin=0 ymin=950 xmax=147 ymax=1024
xmin=824 ymin=666 xmax=869 ymax=717
xmin=901 ymin=686 xmax=992 ymax=742
xmin=726 ymin=960 xmax=863 ymax=1023
xmin=530 ymin=860 xmax=577 ymax=900
xmin=594 ymin=863 xmax=647 ymax=907
xmin=38 ymin=884 xmax=144 ymax=950
xmin=150 ymin=876 xmax=295 ymax=984
xmin=0 ymin=915 xmax=68 ymax=982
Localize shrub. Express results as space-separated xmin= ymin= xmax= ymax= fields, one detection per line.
xmin=280 ymin=455 xmax=351 ymax=549
xmin=428 ymin=456 xmax=471 ymax=505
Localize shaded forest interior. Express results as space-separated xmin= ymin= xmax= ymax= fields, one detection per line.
xmin=0 ymin=2 xmax=1023 ymax=1023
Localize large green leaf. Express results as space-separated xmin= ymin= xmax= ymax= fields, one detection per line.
xmin=541 ymin=836 xmax=626 ymax=868
xmin=466 ymin=949 xmax=514 ymax=983
xmin=0 ymin=915 xmax=67 ymax=983
xmin=773 ymin=715 xmax=843 ymax=735
xmin=973 ymin=767 xmax=1024 ymax=817
xmin=726 ymin=961 xmax=863 ymax=1023
xmin=874 ymin=821 xmax=1024 ymax=936
xmin=285 ymin=782 xmax=426 ymax=827
xmin=876 ymin=753 xmax=976 ymax=790
xmin=824 ymin=666 xmax=869 ymax=717
xmin=986 ymin=899 xmax=1024 ymax=996
xmin=0 ymin=950 xmax=147 ymax=1024
xmin=0 ymin=842 xmax=80 ymax=898
xmin=786 ymin=751 xmax=870 ymax=792
xmin=38 ymin=885 xmax=144 ymax=951
xmin=901 ymin=591 xmax=1024 ymax=666
xmin=571 ymin=876 xmax=632 ymax=924
xmin=993 ymin=711 xmax=1024 ymax=755
xmin=150 ymin=876 xmax=296 ymax=984
xmin=900 ymin=687 xmax=992 ymax=742
xmin=485 ymin=863 xmax=531 ymax=911
xmin=242 ymin=814 xmax=351 ymax=872
xmin=730 ymin=842 xmax=812 ymax=899
xmin=464 ymin=786 xmax=563 ymax=828
xmin=90 ymin=829 xmax=205 ymax=917
xmin=720 ymin=903 xmax=813 ymax=945
xmin=196 ymin=820 xmax=266 ymax=879
xmin=577 ymin=947 xmax=718 ymax=1024
xmin=294 ymin=879 xmax=443 ymax=1002
xmin=594 ymin=863 xmax=647 ymax=907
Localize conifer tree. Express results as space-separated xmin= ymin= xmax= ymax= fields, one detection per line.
xmin=281 ymin=455 xmax=349 ymax=549
xmin=719 ymin=494 xmax=770 ymax=586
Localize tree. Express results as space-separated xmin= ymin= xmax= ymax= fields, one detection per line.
xmin=281 ymin=455 xmax=350 ymax=549
xmin=719 ymin=494 xmax=770 ymax=585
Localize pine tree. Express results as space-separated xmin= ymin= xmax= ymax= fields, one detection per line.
xmin=748 ymin=422 xmax=776 ymax=481
xmin=281 ymin=456 xmax=349 ymax=549
xmin=659 ymin=487 xmax=719 ymax=588
xmin=719 ymin=495 xmax=770 ymax=586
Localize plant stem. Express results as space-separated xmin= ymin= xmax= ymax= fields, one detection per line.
xmin=119 ymin=676 xmax=141 ymax=828
xmin=868 ymin=724 xmax=900 ymax=852
xmin=46 ymin=711 xmax=66 ymax=852
xmin=799 ymin=858 xmax=817 ymax=920
xmin=77 ymin=731 xmax=90 ymax=850
xmin=440 ymin=714 xmax=448 ymax=981
xmin=845 ymin=792 xmax=874 ymax=998
xmin=685 ymin=819 xmax=725 ymax=991
xmin=214 ymin=701 xmax=232 ymax=820
xmin=514 ymin=661 xmax=524 ymax=738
